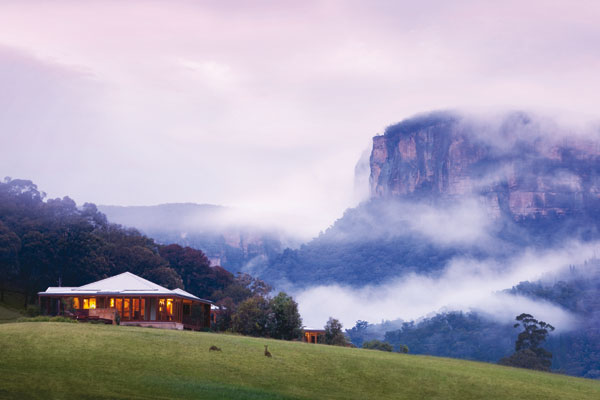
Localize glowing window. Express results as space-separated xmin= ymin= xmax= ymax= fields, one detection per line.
xmin=123 ymin=298 xmax=130 ymax=319
xmin=73 ymin=298 xmax=80 ymax=309
xmin=110 ymin=298 xmax=115 ymax=308
xmin=166 ymin=299 xmax=173 ymax=316
xmin=83 ymin=298 xmax=96 ymax=309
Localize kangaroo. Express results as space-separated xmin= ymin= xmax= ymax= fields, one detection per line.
xmin=264 ymin=345 xmax=272 ymax=358
xmin=209 ymin=345 xmax=221 ymax=352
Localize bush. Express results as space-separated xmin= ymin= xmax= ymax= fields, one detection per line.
xmin=362 ymin=339 xmax=393 ymax=352
xmin=499 ymin=349 xmax=552 ymax=371
xmin=397 ymin=344 xmax=409 ymax=354
xmin=25 ymin=304 xmax=41 ymax=317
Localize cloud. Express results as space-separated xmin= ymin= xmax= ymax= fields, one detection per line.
xmin=178 ymin=59 xmax=239 ymax=90
xmin=1 ymin=1 xmax=600 ymax=239
xmin=293 ymin=241 xmax=597 ymax=330
xmin=322 ymin=197 xmax=494 ymax=247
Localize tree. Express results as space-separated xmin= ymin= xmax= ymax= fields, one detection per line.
xmin=499 ymin=313 xmax=555 ymax=371
xmin=214 ymin=297 xmax=236 ymax=332
xmin=231 ymin=296 xmax=273 ymax=337
xmin=159 ymin=244 xmax=229 ymax=298
xmin=397 ymin=344 xmax=409 ymax=354
xmin=270 ymin=292 xmax=303 ymax=340
xmin=362 ymin=339 xmax=393 ymax=352
xmin=0 ymin=221 xmax=20 ymax=302
xmin=346 ymin=320 xmax=370 ymax=347
xmin=141 ymin=266 xmax=183 ymax=289
xmin=323 ymin=317 xmax=349 ymax=346
xmin=213 ymin=272 xmax=272 ymax=304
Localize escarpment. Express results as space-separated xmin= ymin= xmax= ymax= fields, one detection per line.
xmin=369 ymin=112 xmax=600 ymax=219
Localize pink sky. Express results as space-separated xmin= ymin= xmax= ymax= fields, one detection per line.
xmin=2 ymin=0 xmax=600 ymax=237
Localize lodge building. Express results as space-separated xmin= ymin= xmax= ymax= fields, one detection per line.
xmin=38 ymin=272 xmax=212 ymax=330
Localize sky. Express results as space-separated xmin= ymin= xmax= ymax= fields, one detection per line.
xmin=2 ymin=1 xmax=600 ymax=238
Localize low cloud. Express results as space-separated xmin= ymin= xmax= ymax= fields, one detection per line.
xmin=324 ymin=197 xmax=493 ymax=247
xmin=294 ymin=241 xmax=598 ymax=330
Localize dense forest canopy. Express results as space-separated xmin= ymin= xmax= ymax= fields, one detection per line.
xmin=0 ymin=178 xmax=255 ymax=306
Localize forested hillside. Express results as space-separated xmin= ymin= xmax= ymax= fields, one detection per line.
xmin=263 ymin=112 xmax=600 ymax=287
xmin=0 ymin=178 xmax=260 ymax=307
xmin=263 ymin=198 xmax=594 ymax=286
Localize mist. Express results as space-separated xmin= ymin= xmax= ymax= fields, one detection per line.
xmin=294 ymin=241 xmax=599 ymax=330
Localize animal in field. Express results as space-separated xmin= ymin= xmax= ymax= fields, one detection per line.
xmin=209 ymin=345 xmax=221 ymax=352
xmin=264 ymin=345 xmax=272 ymax=357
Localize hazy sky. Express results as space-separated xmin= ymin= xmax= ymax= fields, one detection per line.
xmin=2 ymin=0 xmax=600 ymax=237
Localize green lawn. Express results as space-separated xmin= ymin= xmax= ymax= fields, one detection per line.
xmin=0 ymin=323 xmax=598 ymax=400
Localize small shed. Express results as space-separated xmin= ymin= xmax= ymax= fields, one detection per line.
xmin=304 ymin=328 xmax=325 ymax=344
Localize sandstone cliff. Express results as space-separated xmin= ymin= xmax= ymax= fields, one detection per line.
xmin=369 ymin=112 xmax=600 ymax=218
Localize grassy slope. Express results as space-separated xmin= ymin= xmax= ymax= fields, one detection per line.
xmin=0 ymin=303 xmax=23 ymax=324
xmin=0 ymin=323 xmax=598 ymax=400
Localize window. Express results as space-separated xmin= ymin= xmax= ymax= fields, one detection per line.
xmin=158 ymin=299 xmax=165 ymax=321
xmin=110 ymin=298 xmax=115 ymax=308
xmin=166 ymin=299 xmax=173 ymax=316
xmin=116 ymin=298 xmax=122 ymax=316
xmin=73 ymin=298 xmax=80 ymax=309
xmin=133 ymin=298 xmax=141 ymax=320
xmin=123 ymin=298 xmax=130 ymax=320
xmin=82 ymin=298 xmax=96 ymax=309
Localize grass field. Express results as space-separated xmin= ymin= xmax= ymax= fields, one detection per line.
xmin=0 ymin=322 xmax=598 ymax=400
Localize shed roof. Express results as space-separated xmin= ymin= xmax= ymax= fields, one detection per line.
xmin=38 ymin=272 xmax=211 ymax=303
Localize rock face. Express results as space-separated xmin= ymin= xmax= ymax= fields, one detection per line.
xmin=369 ymin=112 xmax=600 ymax=219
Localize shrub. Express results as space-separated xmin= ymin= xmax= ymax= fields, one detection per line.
xmin=397 ymin=344 xmax=409 ymax=354
xmin=25 ymin=304 xmax=41 ymax=317
xmin=499 ymin=349 xmax=552 ymax=371
xmin=362 ymin=340 xmax=393 ymax=352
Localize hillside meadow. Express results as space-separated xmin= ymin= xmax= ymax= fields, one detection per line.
xmin=0 ymin=322 xmax=599 ymax=399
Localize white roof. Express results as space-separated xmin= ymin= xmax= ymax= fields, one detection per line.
xmin=171 ymin=288 xmax=200 ymax=300
xmin=39 ymin=272 xmax=210 ymax=303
